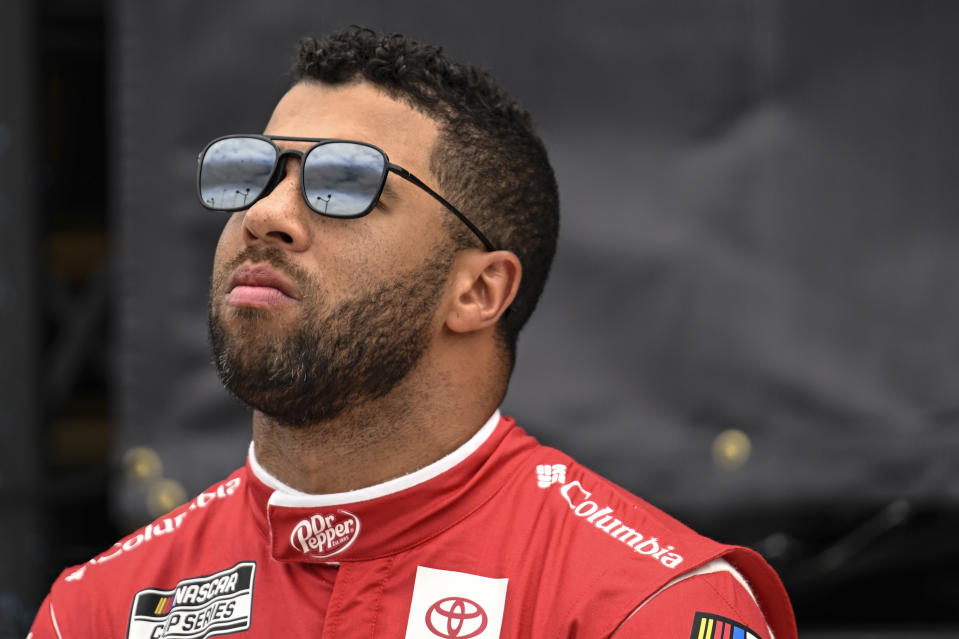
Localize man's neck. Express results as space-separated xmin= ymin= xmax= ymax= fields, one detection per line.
xmin=250 ymin=378 xmax=498 ymax=495
xmin=251 ymin=328 xmax=510 ymax=494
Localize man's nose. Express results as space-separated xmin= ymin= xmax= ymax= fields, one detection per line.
xmin=240 ymin=156 xmax=311 ymax=251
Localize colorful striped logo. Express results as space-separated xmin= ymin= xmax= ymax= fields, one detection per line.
xmin=152 ymin=596 xmax=173 ymax=616
xmin=690 ymin=612 xmax=761 ymax=639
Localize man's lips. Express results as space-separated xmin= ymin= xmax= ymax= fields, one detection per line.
xmin=225 ymin=264 xmax=299 ymax=308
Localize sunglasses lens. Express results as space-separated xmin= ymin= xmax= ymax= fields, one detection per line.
xmin=199 ymin=137 xmax=276 ymax=210
xmin=302 ymin=143 xmax=386 ymax=217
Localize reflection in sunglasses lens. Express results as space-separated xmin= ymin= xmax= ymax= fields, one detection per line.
xmin=303 ymin=143 xmax=385 ymax=217
xmin=200 ymin=137 xmax=276 ymax=210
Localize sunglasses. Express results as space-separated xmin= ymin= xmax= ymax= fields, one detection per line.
xmin=196 ymin=134 xmax=495 ymax=251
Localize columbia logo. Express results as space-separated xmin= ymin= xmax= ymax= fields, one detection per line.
xmin=536 ymin=464 xmax=567 ymax=488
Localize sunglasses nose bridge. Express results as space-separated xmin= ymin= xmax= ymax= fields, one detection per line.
xmin=240 ymin=146 xmax=315 ymax=251
xmin=258 ymin=148 xmax=306 ymax=201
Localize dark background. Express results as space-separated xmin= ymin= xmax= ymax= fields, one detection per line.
xmin=2 ymin=1 xmax=958 ymax=637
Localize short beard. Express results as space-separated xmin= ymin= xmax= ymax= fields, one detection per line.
xmin=208 ymin=245 xmax=453 ymax=428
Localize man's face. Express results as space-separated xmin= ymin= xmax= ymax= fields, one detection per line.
xmin=208 ymin=81 xmax=454 ymax=427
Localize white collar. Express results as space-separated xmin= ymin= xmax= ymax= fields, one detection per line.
xmin=249 ymin=409 xmax=502 ymax=507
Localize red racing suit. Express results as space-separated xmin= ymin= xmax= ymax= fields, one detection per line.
xmin=31 ymin=412 xmax=797 ymax=639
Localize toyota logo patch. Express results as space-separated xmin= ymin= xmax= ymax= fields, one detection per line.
xmin=425 ymin=597 xmax=488 ymax=638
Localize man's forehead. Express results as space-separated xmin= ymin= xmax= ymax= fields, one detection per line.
xmin=263 ymin=81 xmax=439 ymax=169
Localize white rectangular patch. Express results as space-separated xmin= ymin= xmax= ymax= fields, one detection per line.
xmin=405 ymin=566 xmax=508 ymax=639
xmin=127 ymin=562 xmax=255 ymax=639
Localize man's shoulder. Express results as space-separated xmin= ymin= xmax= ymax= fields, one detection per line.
xmin=36 ymin=467 xmax=252 ymax=637
xmin=51 ymin=466 xmax=249 ymax=592
xmin=494 ymin=434 xmax=729 ymax=579
xmin=488 ymin=431 xmax=795 ymax=638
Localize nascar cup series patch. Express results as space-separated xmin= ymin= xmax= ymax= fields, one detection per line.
xmin=127 ymin=562 xmax=255 ymax=639
xmin=690 ymin=612 xmax=761 ymax=639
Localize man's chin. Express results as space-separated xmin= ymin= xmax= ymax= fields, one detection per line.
xmin=213 ymin=305 xmax=308 ymax=339
xmin=237 ymin=390 xmax=348 ymax=429
xmin=223 ymin=304 xmax=291 ymax=321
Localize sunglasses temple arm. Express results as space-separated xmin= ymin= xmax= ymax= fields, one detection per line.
xmin=390 ymin=167 xmax=496 ymax=252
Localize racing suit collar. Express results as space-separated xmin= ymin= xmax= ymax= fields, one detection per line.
xmin=249 ymin=409 xmax=502 ymax=502
xmin=244 ymin=410 xmax=536 ymax=563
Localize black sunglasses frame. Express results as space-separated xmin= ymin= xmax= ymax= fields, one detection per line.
xmin=197 ymin=134 xmax=496 ymax=252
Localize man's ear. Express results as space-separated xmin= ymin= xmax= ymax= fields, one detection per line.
xmin=446 ymin=250 xmax=522 ymax=334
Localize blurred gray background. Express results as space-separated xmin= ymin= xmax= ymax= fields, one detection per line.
xmin=2 ymin=0 xmax=958 ymax=636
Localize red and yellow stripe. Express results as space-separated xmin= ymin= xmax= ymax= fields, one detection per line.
xmin=153 ymin=597 xmax=173 ymax=616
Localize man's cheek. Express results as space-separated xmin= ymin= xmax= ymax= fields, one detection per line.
xmin=212 ymin=219 xmax=245 ymax=275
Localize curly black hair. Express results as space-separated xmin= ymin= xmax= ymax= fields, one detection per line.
xmin=292 ymin=26 xmax=559 ymax=365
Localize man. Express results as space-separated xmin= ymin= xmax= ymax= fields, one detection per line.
xmin=31 ymin=27 xmax=796 ymax=638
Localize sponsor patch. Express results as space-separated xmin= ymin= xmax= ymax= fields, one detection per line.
xmin=66 ymin=477 xmax=242 ymax=583
xmin=689 ymin=612 xmax=761 ymax=639
xmin=554 ymin=477 xmax=685 ymax=569
xmin=127 ymin=562 xmax=255 ymax=639
xmin=289 ymin=510 xmax=360 ymax=559
xmin=535 ymin=464 xmax=567 ymax=488
xmin=405 ymin=567 xmax=508 ymax=639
